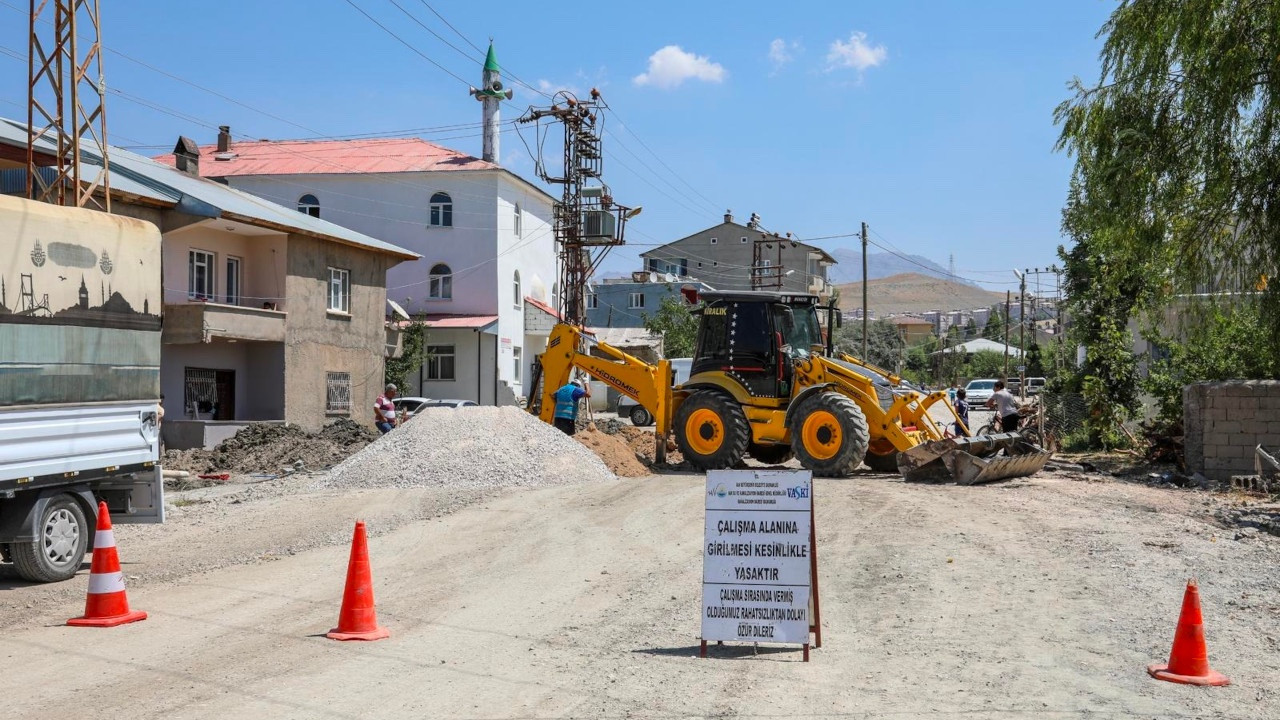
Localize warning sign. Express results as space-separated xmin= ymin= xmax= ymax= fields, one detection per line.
xmin=701 ymin=469 xmax=813 ymax=646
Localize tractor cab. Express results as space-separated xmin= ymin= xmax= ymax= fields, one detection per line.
xmin=689 ymin=290 xmax=824 ymax=402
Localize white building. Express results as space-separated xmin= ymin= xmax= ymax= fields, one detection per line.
xmin=157 ymin=46 xmax=559 ymax=404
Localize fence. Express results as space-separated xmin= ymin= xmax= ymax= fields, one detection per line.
xmin=965 ymin=392 xmax=1088 ymax=450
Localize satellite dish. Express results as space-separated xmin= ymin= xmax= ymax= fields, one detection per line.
xmin=386 ymin=298 xmax=410 ymax=321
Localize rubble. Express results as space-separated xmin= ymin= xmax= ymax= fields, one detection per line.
xmin=313 ymin=406 xmax=614 ymax=491
xmin=163 ymin=419 xmax=378 ymax=477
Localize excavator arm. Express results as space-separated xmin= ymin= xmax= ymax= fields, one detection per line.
xmin=531 ymin=323 xmax=673 ymax=462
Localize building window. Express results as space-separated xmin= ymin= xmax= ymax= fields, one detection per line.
xmin=328 ymin=267 xmax=350 ymax=313
xmin=513 ymin=346 xmax=522 ymax=382
xmin=429 ymin=263 xmax=453 ymax=299
xmin=225 ymin=256 xmax=242 ymax=306
xmin=188 ymin=249 xmax=215 ymax=301
xmin=426 ymin=344 xmax=456 ymax=380
xmin=298 ymin=194 xmax=320 ymax=218
xmin=740 ymin=236 xmax=748 ymax=243
xmin=710 ymin=237 xmax=717 ymax=244
xmin=629 ymin=293 xmax=645 ymax=309
xmin=326 ymin=372 xmax=351 ymax=414
xmin=697 ymin=262 xmax=703 ymax=268
xmin=183 ymin=367 xmax=216 ymax=417
xmin=513 ymin=203 xmax=522 ymax=237
xmin=513 ymin=270 xmax=522 ymax=308
xmin=429 ymin=192 xmax=453 ymax=227
xmin=586 ymin=293 xmax=598 ymax=309
xmin=551 ymin=283 xmax=558 ymax=308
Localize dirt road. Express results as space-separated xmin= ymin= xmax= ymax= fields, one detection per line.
xmin=2 ymin=470 xmax=1278 ymax=719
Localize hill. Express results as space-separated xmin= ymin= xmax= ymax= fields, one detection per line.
xmin=835 ymin=272 xmax=1006 ymax=316
xmin=826 ymin=249 xmax=976 ymax=287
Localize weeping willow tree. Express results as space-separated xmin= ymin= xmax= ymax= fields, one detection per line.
xmin=1055 ymin=0 xmax=1280 ymax=444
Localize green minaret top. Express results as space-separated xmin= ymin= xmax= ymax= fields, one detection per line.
xmin=483 ymin=42 xmax=500 ymax=73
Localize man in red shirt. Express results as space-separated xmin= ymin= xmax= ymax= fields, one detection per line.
xmin=374 ymin=383 xmax=398 ymax=434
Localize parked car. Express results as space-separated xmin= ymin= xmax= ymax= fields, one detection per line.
xmin=419 ymin=399 xmax=479 ymax=409
xmin=1025 ymin=376 xmax=1047 ymax=395
xmin=964 ymin=378 xmax=998 ymax=404
xmin=392 ymin=396 xmax=432 ymax=417
xmin=619 ymin=358 xmax=692 ymax=426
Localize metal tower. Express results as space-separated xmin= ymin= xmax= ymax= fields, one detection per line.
xmin=26 ymin=0 xmax=110 ymax=210
xmin=519 ymin=90 xmax=636 ymax=326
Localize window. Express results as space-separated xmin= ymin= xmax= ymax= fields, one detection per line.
xmin=513 ymin=346 xmax=522 ymax=382
xmin=551 ymin=283 xmax=558 ymax=308
xmin=326 ymin=372 xmax=351 ymax=414
xmin=740 ymin=236 xmax=748 ymax=243
xmin=328 ymin=267 xmax=350 ymax=313
xmin=429 ymin=263 xmax=453 ymax=299
xmin=513 ymin=270 xmax=522 ymax=308
xmin=629 ymin=293 xmax=645 ymax=309
xmin=298 ymin=194 xmax=320 ymax=218
xmin=586 ymin=293 xmax=598 ymax=309
xmin=710 ymin=237 xmax=718 ymax=244
xmin=188 ymin=249 xmax=215 ymax=301
xmin=429 ymin=192 xmax=453 ymax=227
xmin=426 ymin=344 xmax=456 ymax=380
xmin=225 ymin=256 xmax=242 ymax=306
xmin=697 ymin=262 xmax=703 ymax=268
xmin=513 ymin=203 xmax=522 ymax=237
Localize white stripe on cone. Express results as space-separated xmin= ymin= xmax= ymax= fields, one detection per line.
xmin=94 ymin=529 xmax=116 ymax=549
xmin=87 ymin=571 xmax=127 ymax=594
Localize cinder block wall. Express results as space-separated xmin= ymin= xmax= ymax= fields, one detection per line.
xmin=1183 ymin=380 xmax=1280 ymax=479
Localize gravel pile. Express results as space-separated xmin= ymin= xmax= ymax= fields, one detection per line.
xmin=313 ymin=406 xmax=615 ymax=491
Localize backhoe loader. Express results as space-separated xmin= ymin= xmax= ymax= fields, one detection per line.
xmin=529 ymin=289 xmax=1049 ymax=481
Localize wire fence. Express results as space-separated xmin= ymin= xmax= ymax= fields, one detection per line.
xmin=965 ymin=392 xmax=1089 ymax=450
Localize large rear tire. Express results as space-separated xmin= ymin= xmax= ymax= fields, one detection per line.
xmin=747 ymin=442 xmax=794 ymax=466
xmin=12 ymin=494 xmax=89 ymax=583
xmin=789 ymin=392 xmax=869 ymax=477
xmin=674 ymin=390 xmax=750 ymax=471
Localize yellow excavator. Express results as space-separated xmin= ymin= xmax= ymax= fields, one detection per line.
xmin=529 ymin=289 xmax=1049 ymax=482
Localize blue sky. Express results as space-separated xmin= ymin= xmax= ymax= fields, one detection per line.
xmin=0 ymin=0 xmax=1115 ymax=289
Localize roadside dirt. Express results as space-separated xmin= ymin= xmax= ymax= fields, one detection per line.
xmin=2 ymin=464 xmax=1278 ymax=718
xmin=162 ymin=419 xmax=378 ymax=476
xmin=572 ymin=428 xmax=649 ymax=477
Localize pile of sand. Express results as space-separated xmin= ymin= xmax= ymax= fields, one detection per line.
xmin=572 ymin=429 xmax=649 ymax=477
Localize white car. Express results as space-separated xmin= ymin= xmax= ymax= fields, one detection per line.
xmin=619 ymin=358 xmax=692 ymax=426
xmin=964 ymin=378 xmax=998 ymax=404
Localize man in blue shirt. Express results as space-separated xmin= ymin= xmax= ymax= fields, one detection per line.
xmin=953 ymin=388 xmax=970 ymax=437
xmin=552 ymin=379 xmax=590 ymax=435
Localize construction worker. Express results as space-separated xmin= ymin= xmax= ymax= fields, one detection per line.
xmin=552 ymin=379 xmax=590 ymax=436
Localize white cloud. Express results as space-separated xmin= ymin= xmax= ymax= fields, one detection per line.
xmin=537 ymin=78 xmax=583 ymax=98
xmin=633 ymin=45 xmax=726 ymax=89
xmin=768 ymin=39 xmax=801 ymax=75
xmin=825 ymin=31 xmax=887 ymax=73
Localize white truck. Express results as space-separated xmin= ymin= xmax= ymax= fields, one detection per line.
xmin=0 ymin=195 xmax=164 ymax=583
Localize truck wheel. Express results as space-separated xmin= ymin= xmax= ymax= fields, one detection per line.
xmin=674 ymin=390 xmax=749 ymax=470
xmin=12 ymin=494 xmax=89 ymax=583
xmin=790 ymin=392 xmax=869 ymax=477
xmin=747 ymin=443 xmax=794 ymax=465
xmin=863 ymin=442 xmax=900 ymax=473
xmin=629 ymin=405 xmax=653 ymax=427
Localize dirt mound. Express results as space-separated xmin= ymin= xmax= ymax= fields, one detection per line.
xmin=164 ymin=418 xmax=378 ymax=475
xmin=313 ymin=406 xmax=615 ymax=491
xmin=572 ymin=429 xmax=649 ymax=477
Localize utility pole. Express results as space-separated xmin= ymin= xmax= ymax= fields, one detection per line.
xmin=27 ymin=0 xmax=111 ymax=210
xmin=861 ymin=221 xmax=869 ymax=359
xmin=1017 ymin=269 xmax=1026 ymax=398
xmin=1003 ymin=290 xmax=1011 ymax=380
xmin=519 ymin=90 xmax=636 ymax=326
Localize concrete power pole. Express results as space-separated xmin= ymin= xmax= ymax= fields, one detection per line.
xmin=1018 ymin=270 xmax=1026 ymax=398
xmin=861 ymin=221 xmax=869 ymax=359
xmin=1003 ymin=290 xmax=1011 ymax=380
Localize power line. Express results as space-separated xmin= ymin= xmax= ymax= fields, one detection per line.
xmin=339 ymin=0 xmax=473 ymax=88
xmin=867 ymin=227 xmax=1019 ymax=287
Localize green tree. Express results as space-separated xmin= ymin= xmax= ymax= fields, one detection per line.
xmin=963 ymin=317 xmax=979 ymax=341
xmin=384 ymin=317 xmax=429 ymax=392
xmin=1025 ymin=342 xmax=1045 ymax=377
xmin=834 ymin=318 xmax=905 ymax=372
xmin=964 ymin=350 xmax=1007 ymax=381
xmin=1055 ymin=0 xmax=1280 ymax=443
xmin=981 ymin=305 xmax=1006 ymax=343
xmin=642 ymin=295 xmax=699 ymax=357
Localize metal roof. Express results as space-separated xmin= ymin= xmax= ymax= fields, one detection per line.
xmin=641 ymin=220 xmax=839 ymax=264
xmin=0 ymin=117 xmax=418 ymax=261
xmin=421 ymin=314 xmax=500 ymax=330
xmin=933 ymin=338 xmax=1024 ymax=357
xmin=523 ymin=295 xmax=563 ymax=321
xmin=153 ymin=137 xmax=497 ymax=177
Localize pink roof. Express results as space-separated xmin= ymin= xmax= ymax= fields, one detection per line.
xmin=154 ymin=137 xmax=497 ymax=178
xmin=523 ymin=295 xmax=563 ymax=321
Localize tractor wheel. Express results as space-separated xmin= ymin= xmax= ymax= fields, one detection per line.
xmin=789 ymin=392 xmax=869 ymax=477
xmin=673 ymin=390 xmax=750 ymax=471
xmin=747 ymin=442 xmax=794 ymax=466
xmin=862 ymin=442 xmax=900 ymax=473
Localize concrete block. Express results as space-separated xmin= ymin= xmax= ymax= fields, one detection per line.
xmin=1216 ymin=420 xmax=1243 ymax=435
xmin=1239 ymin=397 xmax=1259 ymax=411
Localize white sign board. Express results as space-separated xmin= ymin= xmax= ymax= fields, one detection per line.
xmin=702 ymin=469 xmax=812 ymax=645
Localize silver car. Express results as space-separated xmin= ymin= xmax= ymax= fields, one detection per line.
xmin=964 ymin=378 xmax=998 ymax=404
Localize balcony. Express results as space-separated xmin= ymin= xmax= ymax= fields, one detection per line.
xmin=163 ymin=301 xmax=286 ymax=344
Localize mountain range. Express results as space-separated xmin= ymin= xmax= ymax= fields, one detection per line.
xmin=835 ymin=273 xmax=1006 ymax=316
xmin=824 ymin=249 xmax=974 ymax=287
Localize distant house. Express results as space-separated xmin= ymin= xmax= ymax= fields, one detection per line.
xmin=932 ymin=338 xmax=1024 ymax=358
xmin=889 ymin=316 xmax=934 ymax=346
xmin=0 ymin=116 xmax=418 ymax=449
xmin=639 ymin=212 xmax=836 ymax=299
xmin=584 ymin=276 xmax=713 ymax=328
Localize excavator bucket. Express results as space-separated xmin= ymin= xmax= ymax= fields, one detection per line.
xmin=897 ymin=433 xmax=1051 ymax=485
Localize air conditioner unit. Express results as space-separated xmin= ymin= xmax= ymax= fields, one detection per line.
xmin=582 ymin=209 xmax=616 ymax=239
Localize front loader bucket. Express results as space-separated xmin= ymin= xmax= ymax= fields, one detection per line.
xmin=897 ymin=433 xmax=1050 ymax=484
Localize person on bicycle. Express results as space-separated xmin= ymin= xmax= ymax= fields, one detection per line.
xmin=986 ymin=380 xmax=1022 ymax=433
xmin=954 ymin=388 xmax=970 ymax=436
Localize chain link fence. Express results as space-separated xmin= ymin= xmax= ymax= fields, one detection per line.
xmin=964 ymin=392 xmax=1089 ymax=450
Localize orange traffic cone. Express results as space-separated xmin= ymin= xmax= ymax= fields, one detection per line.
xmin=1147 ymin=579 xmax=1229 ymax=686
xmin=326 ymin=521 xmax=389 ymax=641
xmin=67 ymin=502 xmax=147 ymax=627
